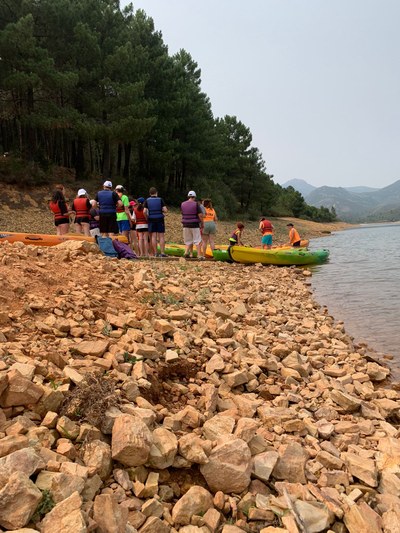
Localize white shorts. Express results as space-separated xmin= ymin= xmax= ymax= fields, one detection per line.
xmin=183 ymin=227 xmax=202 ymax=245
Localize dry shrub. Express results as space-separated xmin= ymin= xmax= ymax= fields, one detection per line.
xmin=60 ymin=372 xmax=120 ymax=427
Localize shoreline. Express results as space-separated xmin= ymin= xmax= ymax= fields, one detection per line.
xmin=0 ymin=240 xmax=399 ymax=531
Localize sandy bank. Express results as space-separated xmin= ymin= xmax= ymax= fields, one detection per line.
xmin=0 ymin=240 xmax=398 ymax=532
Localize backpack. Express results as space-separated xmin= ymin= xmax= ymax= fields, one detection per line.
xmin=95 ymin=236 xmax=119 ymax=257
xmin=112 ymin=239 xmax=137 ymax=260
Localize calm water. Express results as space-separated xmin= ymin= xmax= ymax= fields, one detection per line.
xmin=310 ymin=224 xmax=400 ymax=370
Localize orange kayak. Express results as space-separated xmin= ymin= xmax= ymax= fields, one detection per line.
xmin=0 ymin=232 xmax=128 ymax=246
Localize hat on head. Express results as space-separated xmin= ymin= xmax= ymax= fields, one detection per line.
xmin=115 ymin=184 xmax=124 ymax=191
xmin=188 ymin=190 xmax=196 ymax=197
xmin=287 ymin=223 xmax=294 ymax=227
xmin=137 ymin=197 xmax=145 ymax=204
xmin=77 ymin=188 xmax=87 ymax=196
xmin=129 ymin=200 xmax=136 ymax=206
xmin=103 ymin=180 xmax=113 ymax=188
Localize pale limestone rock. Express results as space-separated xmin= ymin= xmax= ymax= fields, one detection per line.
xmin=174 ymin=405 xmax=202 ymax=428
xmin=178 ymin=433 xmax=209 ymax=464
xmin=343 ymin=502 xmax=383 ymax=533
xmin=223 ymin=370 xmax=248 ymax=388
xmin=40 ymin=491 xmax=87 ymax=533
xmin=0 ymin=447 xmax=45 ymax=477
xmin=111 ymin=414 xmax=153 ymax=467
xmin=71 ymin=339 xmax=109 ymax=357
xmin=272 ymin=441 xmax=309 ymax=483
xmin=82 ymin=440 xmax=112 ymax=480
xmin=203 ymin=508 xmax=222 ymax=532
xmin=234 ymin=417 xmax=259 ymax=443
xmin=202 ymin=414 xmax=235 ymax=441
xmin=252 ymin=451 xmax=279 ymax=482
xmin=330 ymin=389 xmax=361 ymax=412
xmin=342 ymin=452 xmax=378 ymax=487
xmin=172 ymin=485 xmax=213 ymax=526
xmin=205 ymin=354 xmax=225 ymax=374
xmin=133 ymin=343 xmax=159 ymax=359
xmin=294 ymin=500 xmax=334 ymax=532
xmin=56 ymin=416 xmax=80 ymax=440
xmin=148 ymin=427 xmax=177 ymax=469
xmin=382 ymin=507 xmax=400 ymax=532
xmin=93 ymin=493 xmax=128 ymax=533
xmin=141 ymin=497 xmax=163 ymax=517
xmin=35 ymin=471 xmax=85 ymax=503
xmin=0 ymin=434 xmax=29 ymax=457
xmin=0 ymin=370 xmax=44 ymax=407
xmin=200 ymin=437 xmax=252 ymax=493
xmin=0 ymin=471 xmax=42 ymax=530
xmin=9 ymin=362 xmax=35 ymax=380
xmin=139 ymin=516 xmax=170 ymax=532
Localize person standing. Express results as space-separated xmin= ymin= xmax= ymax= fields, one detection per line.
xmin=115 ymin=185 xmax=134 ymax=241
xmin=49 ymin=184 xmax=70 ymax=235
xmin=95 ymin=180 xmax=121 ymax=237
xmin=134 ymin=197 xmax=149 ymax=257
xmin=259 ymin=217 xmax=274 ymax=249
xmin=286 ymin=223 xmax=302 ymax=247
xmin=144 ymin=187 xmax=167 ymax=256
xmin=202 ymin=199 xmax=218 ymax=253
xmin=181 ymin=190 xmax=205 ymax=259
xmin=89 ymin=199 xmax=100 ymax=237
xmin=71 ymin=188 xmax=91 ymax=236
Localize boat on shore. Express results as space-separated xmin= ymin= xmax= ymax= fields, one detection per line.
xmin=228 ymin=245 xmax=329 ymax=266
xmin=0 ymin=232 xmax=128 ymax=246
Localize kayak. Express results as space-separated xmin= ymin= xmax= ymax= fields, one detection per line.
xmin=0 ymin=232 xmax=128 ymax=246
xmin=228 ymin=246 xmax=330 ymax=266
xmin=163 ymin=243 xmax=228 ymax=258
xmin=212 ymin=249 xmax=231 ymax=262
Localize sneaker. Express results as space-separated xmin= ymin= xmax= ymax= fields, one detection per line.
xmin=159 ymin=253 xmax=168 ymax=258
xmin=183 ymin=253 xmax=190 ymax=258
xmin=198 ymin=256 xmax=206 ymax=261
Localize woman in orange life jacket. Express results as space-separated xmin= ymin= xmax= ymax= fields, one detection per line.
xmin=202 ymin=198 xmax=218 ymax=253
xmin=71 ymin=188 xmax=91 ymax=236
xmin=259 ymin=217 xmax=274 ymax=249
xmin=133 ymin=197 xmax=149 ymax=257
xmin=286 ymin=223 xmax=302 ymax=247
xmin=49 ymin=184 xmax=71 ymax=235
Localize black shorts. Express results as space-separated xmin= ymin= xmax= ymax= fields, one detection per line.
xmin=293 ymin=241 xmax=301 ymax=247
xmin=99 ymin=213 xmax=119 ymax=234
xmin=55 ymin=217 xmax=69 ymax=226
xmin=136 ymin=228 xmax=148 ymax=233
xmin=75 ymin=217 xmax=90 ymax=225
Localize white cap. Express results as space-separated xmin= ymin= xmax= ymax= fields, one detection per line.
xmin=188 ymin=190 xmax=196 ymax=197
xmin=115 ymin=184 xmax=124 ymax=190
xmin=103 ymin=180 xmax=113 ymax=188
xmin=77 ymin=188 xmax=87 ymax=196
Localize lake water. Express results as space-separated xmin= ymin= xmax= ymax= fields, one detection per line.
xmin=309 ymin=224 xmax=400 ymax=373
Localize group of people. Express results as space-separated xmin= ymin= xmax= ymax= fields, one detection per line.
xmin=49 ymin=182 xmax=301 ymax=257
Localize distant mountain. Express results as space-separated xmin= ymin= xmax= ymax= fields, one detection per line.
xmin=281 ymin=179 xmax=316 ymax=197
xmin=304 ymin=179 xmax=400 ymax=222
xmin=345 ymin=186 xmax=379 ymax=193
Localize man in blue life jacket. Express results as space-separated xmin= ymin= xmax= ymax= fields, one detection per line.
xmin=95 ymin=180 xmax=122 ymax=237
xmin=144 ymin=187 xmax=168 ymax=256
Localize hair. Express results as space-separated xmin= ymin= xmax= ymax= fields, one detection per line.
xmin=51 ymin=190 xmax=65 ymax=203
xmin=135 ymin=199 xmax=144 ymax=211
xmin=55 ymin=183 xmax=64 ymax=191
xmin=149 ymin=187 xmax=157 ymax=195
xmin=203 ymin=198 xmax=212 ymax=208
xmin=237 ymin=222 xmax=245 ymax=230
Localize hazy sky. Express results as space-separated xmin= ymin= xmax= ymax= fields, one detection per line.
xmin=126 ymin=0 xmax=400 ymax=188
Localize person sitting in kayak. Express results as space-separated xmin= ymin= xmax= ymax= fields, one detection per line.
xmin=229 ymin=222 xmax=245 ymax=246
xmin=259 ymin=217 xmax=274 ymax=249
xmin=286 ymin=223 xmax=302 ymax=247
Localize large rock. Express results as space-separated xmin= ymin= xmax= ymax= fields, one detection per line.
xmin=147 ymin=428 xmax=177 ymax=469
xmin=93 ymin=493 xmax=128 ymax=533
xmin=272 ymin=442 xmax=309 ymax=483
xmin=343 ymin=502 xmax=383 ymax=533
xmin=202 ymin=414 xmax=235 ymax=441
xmin=0 ymin=370 xmax=44 ymax=407
xmin=71 ymin=340 xmax=109 ymax=357
xmin=82 ymin=440 xmax=112 ymax=480
xmin=0 ymin=447 xmax=45 ymax=477
xmin=252 ymin=451 xmax=279 ymax=482
xmin=294 ymin=500 xmax=334 ymax=532
xmin=35 ymin=471 xmax=85 ymax=503
xmin=342 ymin=452 xmax=378 ymax=487
xmin=172 ymin=486 xmax=214 ymax=526
xmin=40 ymin=491 xmax=87 ymax=533
xmin=200 ymin=437 xmax=252 ymax=493
xmin=0 ymin=471 xmax=42 ymax=530
xmin=111 ymin=414 xmax=153 ymax=467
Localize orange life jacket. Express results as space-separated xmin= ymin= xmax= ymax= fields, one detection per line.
xmin=49 ymin=201 xmax=67 ymax=220
xmin=204 ymin=207 xmax=216 ymax=222
xmin=289 ymin=227 xmax=301 ymax=244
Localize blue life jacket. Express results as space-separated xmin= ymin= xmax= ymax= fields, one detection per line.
xmin=97 ymin=190 xmax=117 ymax=214
xmin=146 ymin=197 xmax=164 ymax=220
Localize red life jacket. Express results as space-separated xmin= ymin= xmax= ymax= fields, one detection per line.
xmin=49 ymin=201 xmax=67 ymax=220
xmin=73 ymin=197 xmax=90 ymax=218
xmin=134 ymin=206 xmax=147 ymax=225
xmin=260 ymin=219 xmax=273 ymax=234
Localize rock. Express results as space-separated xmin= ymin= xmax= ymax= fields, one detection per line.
xmin=40 ymin=491 xmax=87 ymax=533
xmin=111 ymin=414 xmax=153 ymax=467
xmin=139 ymin=516 xmax=170 ymax=532
xmin=0 ymin=370 xmax=44 ymax=407
xmin=72 ymin=339 xmax=109 ymax=357
xmin=148 ymin=428 xmax=177 ymax=469
xmin=178 ymin=433 xmax=209 ymax=464
xmin=0 ymin=471 xmax=42 ymax=530
xmin=82 ymin=440 xmax=113 ymax=480
xmin=252 ymin=451 xmax=279 ymax=482
xmin=172 ymin=485 xmax=214 ymax=525
xmin=200 ymin=437 xmax=252 ymax=493
xmin=0 ymin=435 xmax=29 ymax=458
xmin=272 ymin=441 xmax=309 ymax=483
xmin=294 ymin=500 xmax=334 ymax=532
xmin=342 ymin=452 xmax=378 ymax=487
xmin=35 ymin=471 xmax=85 ymax=503
xmin=93 ymin=493 xmax=128 ymax=533
xmin=0 ymin=447 xmax=45 ymax=477
xmin=330 ymin=389 xmax=361 ymax=412
xmin=343 ymin=502 xmax=383 ymax=533
xmin=202 ymin=414 xmax=235 ymax=441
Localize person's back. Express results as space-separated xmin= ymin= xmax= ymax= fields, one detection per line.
xmin=95 ymin=180 xmax=120 ymax=236
xmin=259 ymin=217 xmax=274 ymax=249
xmin=287 ymin=223 xmax=301 ymax=246
xmin=144 ymin=187 xmax=167 ymax=256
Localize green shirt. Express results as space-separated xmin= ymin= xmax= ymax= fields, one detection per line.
xmin=116 ymin=194 xmax=129 ymax=221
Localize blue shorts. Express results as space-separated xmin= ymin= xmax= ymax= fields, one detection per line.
xmin=117 ymin=220 xmax=131 ymax=232
xmin=148 ymin=219 xmax=165 ymax=233
xmin=261 ymin=234 xmax=273 ymax=245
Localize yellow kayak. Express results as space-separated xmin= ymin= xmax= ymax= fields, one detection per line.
xmin=229 ymin=245 xmax=329 ymax=266
xmin=0 ymin=232 xmax=128 ymax=246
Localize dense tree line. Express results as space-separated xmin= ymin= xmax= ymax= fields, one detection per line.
xmin=0 ymin=0 xmax=336 ymax=221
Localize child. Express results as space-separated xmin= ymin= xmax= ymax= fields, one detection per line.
xmin=229 ymin=222 xmax=244 ymax=246
xmin=287 ymin=223 xmax=302 ymax=246
xmin=259 ymin=217 xmax=274 ymax=249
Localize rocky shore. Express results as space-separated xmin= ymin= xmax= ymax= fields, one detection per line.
xmin=0 ymin=240 xmax=399 ymax=533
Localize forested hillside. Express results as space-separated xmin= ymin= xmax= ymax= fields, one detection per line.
xmin=0 ymin=0 xmax=335 ymax=221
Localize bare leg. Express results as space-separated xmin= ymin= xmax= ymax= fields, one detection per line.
xmin=59 ymin=223 xmax=70 ymax=235
xmin=81 ymin=223 xmax=90 ymax=237
xmin=158 ymin=233 xmax=165 ymax=254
